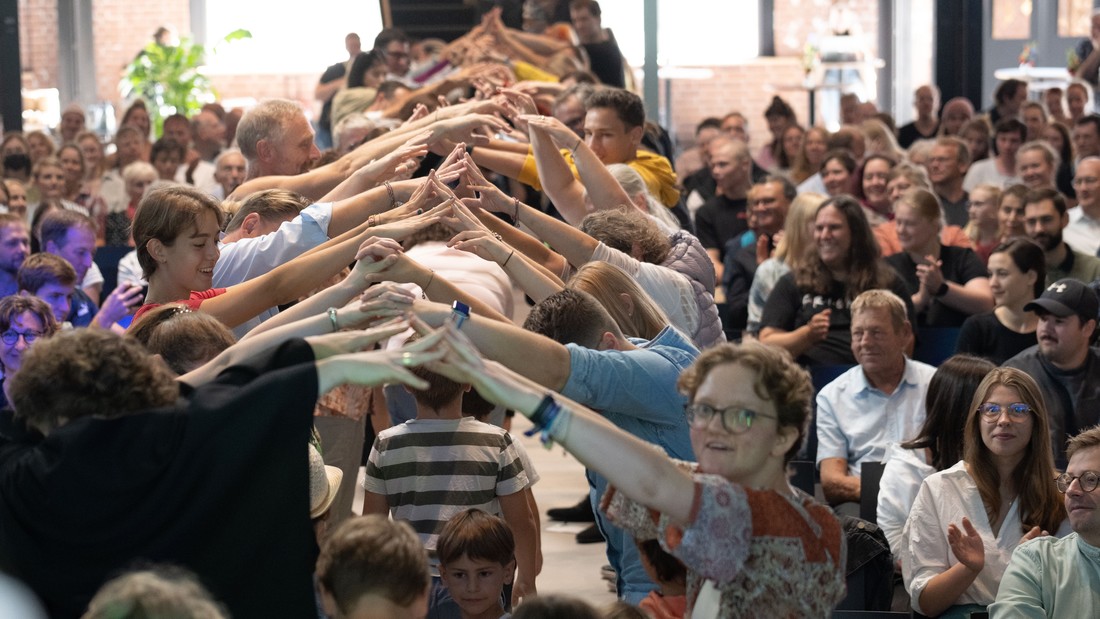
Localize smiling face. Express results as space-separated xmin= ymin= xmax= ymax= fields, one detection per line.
xmin=1074 ymin=159 xmax=1100 ymax=210
xmin=47 ymin=226 xmax=97 ymax=282
xmin=1064 ymin=445 xmax=1100 ymax=544
xmin=3 ymin=181 xmax=27 ymax=217
xmin=968 ymin=187 xmax=999 ymax=231
xmin=0 ymin=311 xmax=45 ymax=374
xmin=154 ymin=209 xmax=221 ymax=294
xmin=33 ymin=164 xmax=65 ymax=200
xmin=689 ymin=362 xmax=789 ymax=488
xmin=57 ymin=147 xmax=84 ymax=185
xmin=894 ymin=201 xmax=939 ymax=253
xmin=979 ymin=384 xmax=1034 ymax=465
xmin=585 ymin=107 xmax=641 ymax=165
xmin=78 ymin=136 xmax=102 ymax=172
xmin=851 ymin=306 xmax=908 ymax=379
xmin=440 ymin=554 xmax=512 ymax=619
xmin=1068 ymin=85 xmax=1088 ymax=119
xmin=266 ymin=114 xmax=319 ymax=176
xmin=861 ymin=158 xmax=891 ymax=207
xmin=987 ymin=251 xmax=1035 ymax=309
xmin=1017 ymin=149 xmax=1054 ymax=188
xmin=1036 ymin=312 xmax=1094 ymax=369
xmin=822 ymin=158 xmax=851 ymax=196
xmin=814 ymin=204 xmax=851 ymax=269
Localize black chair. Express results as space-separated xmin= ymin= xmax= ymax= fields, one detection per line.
xmin=912 ymin=327 xmax=962 ymax=367
xmin=789 ymin=460 xmax=816 ymax=496
xmin=804 ymin=364 xmax=855 ymax=462
xmin=860 ymin=461 xmax=887 ymax=524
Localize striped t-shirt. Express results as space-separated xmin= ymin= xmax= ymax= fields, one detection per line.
xmin=363 ymin=417 xmax=530 ymax=558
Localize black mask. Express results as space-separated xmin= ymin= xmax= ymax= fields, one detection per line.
xmin=2 ymin=153 xmax=31 ymax=174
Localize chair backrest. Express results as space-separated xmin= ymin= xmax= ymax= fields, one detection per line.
xmin=914 ymin=326 xmax=962 ymax=366
xmin=789 ymin=460 xmax=816 ymax=495
xmin=860 ymin=461 xmax=887 ymax=524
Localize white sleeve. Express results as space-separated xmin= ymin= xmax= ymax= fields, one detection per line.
xmin=877 ymin=445 xmax=920 ymax=555
xmin=904 ymin=478 xmax=950 ymax=614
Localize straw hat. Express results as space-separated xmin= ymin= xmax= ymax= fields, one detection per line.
xmin=308 ymin=445 xmax=343 ymax=519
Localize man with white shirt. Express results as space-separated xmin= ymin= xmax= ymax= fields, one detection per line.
xmin=1064 ymin=157 xmax=1100 ymax=255
xmin=816 ymin=289 xmax=936 ymax=512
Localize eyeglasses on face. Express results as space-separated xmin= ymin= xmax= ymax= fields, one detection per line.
xmin=1055 ymin=470 xmax=1100 ymax=493
xmin=978 ymin=402 xmax=1032 ymax=421
xmin=0 ymin=330 xmax=43 ymax=346
xmin=685 ymin=403 xmax=776 ymax=434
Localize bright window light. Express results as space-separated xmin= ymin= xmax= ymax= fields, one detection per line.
xmin=600 ymin=0 xmax=759 ymax=67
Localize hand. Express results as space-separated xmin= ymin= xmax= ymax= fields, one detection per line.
xmin=915 ymin=255 xmax=945 ymax=295
xmin=305 ymin=317 xmax=410 ymax=359
xmin=495 ymin=87 xmax=538 ymax=132
xmin=400 ymin=103 xmax=429 ymax=127
xmin=460 ymin=157 xmax=515 ymax=215
xmin=947 ymin=517 xmax=985 ymax=573
xmin=522 ymin=114 xmax=582 ymax=150
xmin=441 ymin=195 xmax=492 ymax=234
xmin=448 ymin=229 xmax=510 ymax=264
xmin=1021 ymin=525 xmax=1049 ymax=542
xmin=353 ymin=131 xmax=430 ymax=184
xmin=324 ymin=330 xmax=450 ymax=391
xmin=338 ymin=283 xmax=417 ymax=329
xmin=427 ymin=114 xmax=509 ymax=155
xmin=755 ymin=234 xmax=772 ymax=266
xmin=807 ymin=309 xmax=831 ymax=342
xmin=511 ymin=577 xmax=535 ymax=608
xmin=371 ymin=199 xmax=453 ymax=242
xmin=96 ymin=283 xmax=144 ymax=326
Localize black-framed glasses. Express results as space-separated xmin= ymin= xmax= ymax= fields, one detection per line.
xmin=685 ymin=403 xmax=775 ymax=434
xmin=978 ymin=402 xmax=1032 ymax=421
xmin=1056 ymin=470 xmax=1100 ymax=493
xmin=1 ymin=330 xmax=43 ymax=346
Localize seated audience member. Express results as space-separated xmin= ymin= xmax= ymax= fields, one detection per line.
xmin=965 ymin=118 xmax=1025 ymax=191
xmin=316 ymin=516 xmax=431 ymax=619
xmin=940 ymin=91 xmax=975 ymax=138
xmin=816 ymin=289 xmax=936 ymax=509
xmin=820 ymin=149 xmax=857 ymax=199
xmin=107 ymin=160 xmax=157 ymax=247
xmin=1023 ymin=187 xmax=1100 ymax=284
xmin=989 ymin=79 xmax=1028 ymax=126
xmin=886 ymin=188 xmax=993 ymax=328
xmin=0 ymin=326 xmax=434 ymax=617
xmin=1022 ymin=101 xmax=1048 ymax=142
xmin=695 ymin=138 xmax=752 ymax=280
xmin=876 ymin=163 xmax=976 ymax=256
xmin=998 ymin=183 xmax=1029 ymax=242
xmin=759 ymin=196 xmax=913 ymax=366
xmin=2 ymin=179 xmax=28 ymax=219
xmin=441 ymin=335 xmax=846 ymax=615
xmin=929 ymin=137 xmax=972 ymax=227
xmin=1066 ymin=80 xmax=1093 ymax=124
xmin=722 ymin=175 xmax=794 ymax=334
xmin=861 ymin=118 xmax=904 ymax=162
xmin=1045 ymin=87 xmax=1068 ymax=124
xmin=960 ymin=118 xmax=992 ymax=164
xmin=330 ymin=50 xmax=387 ymax=133
xmin=1046 ymin=121 xmax=1077 ymax=200
xmin=1016 ymin=141 xmax=1060 ymax=190
xmin=956 ymin=239 xmax=1046 ymax=364
xmin=16 ymin=253 xmax=76 ymax=325
xmin=757 ymin=95 xmax=797 ymax=172
xmin=791 ymin=126 xmax=829 ymax=188
xmin=210 ymin=149 xmax=246 ymax=200
xmin=150 ymin=138 xmax=185 ymax=182
xmin=898 ymin=85 xmax=941 ymax=148
xmin=361 ymin=355 xmax=538 ymax=607
xmin=854 ymin=153 xmax=896 ymax=223
xmin=437 ymin=509 xmax=518 ymax=619
xmin=83 ymin=566 xmax=229 ymax=619
xmin=776 ymin=123 xmax=805 ymax=176
xmin=0 ymin=295 xmax=58 ymax=408
xmin=901 ymin=368 xmax=1068 ymax=618
xmin=989 ymin=424 xmax=1100 ymax=617
xmin=1064 ymin=156 xmax=1100 ymax=255
xmin=1004 ymin=278 xmax=1100 ymax=467
xmin=965 ymin=184 xmax=1002 ymax=264
xmin=745 ymin=192 xmax=825 ymax=336
xmin=877 ymin=354 xmax=996 ymax=554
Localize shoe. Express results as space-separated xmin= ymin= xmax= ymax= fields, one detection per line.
xmin=600 ymin=565 xmax=616 ymax=582
xmin=575 ymin=523 xmax=604 ymax=544
xmin=547 ymin=497 xmax=595 ymax=522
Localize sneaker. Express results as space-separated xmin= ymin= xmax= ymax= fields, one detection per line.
xmin=547 ymin=497 xmax=595 ymax=522
xmin=575 ymin=523 xmax=604 ymax=544
xmin=600 ymin=565 xmax=616 ymax=582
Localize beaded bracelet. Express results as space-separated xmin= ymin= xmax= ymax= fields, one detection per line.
xmin=384 ymin=181 xmax=397 ymax=209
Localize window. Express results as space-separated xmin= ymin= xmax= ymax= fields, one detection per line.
xmin=598 ymin=0 xmax=759 ymax=67
xmin=992 ymin=0 xmax=1032 ymax=40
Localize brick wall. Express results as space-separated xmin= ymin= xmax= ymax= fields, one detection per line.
xmin=773 ymin=0 xmax=880 ymax=60
xmin=89 ymin=0 xmax=192 ymax=108
xmin=19 ymin=0 xmax=59 ymax=90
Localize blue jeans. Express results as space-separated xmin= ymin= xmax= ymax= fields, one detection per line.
xmin=587 ymin=469 xmax=656 ymax=605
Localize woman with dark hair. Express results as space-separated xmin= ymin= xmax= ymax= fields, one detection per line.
xmin=820 ymin=149 xmax=857 ymax=197
xmin=777 ymin=124 xmax=804 ymax=174
xmin=886 ymin=188 xmax=993 ymax=327
xmin=759 ymin=195 xmax=914 ymax=366
xmin=331 ymin=50 xmax=388 ymax=132
xmin=758 ymin=96 xmax=797 ymax=172
xmin=877 ymin=354 xmax=997 ymax=554
xmin=996 ymin=184 xmax=1029 ymax=241
xmin=901 ymin=367 xmax=1067 ymax=618
xmin=989 ymin=78 xmax=1028 ymax=126
xmin=854 ymin=153 xmax=896 ymax=223
xmin=960 ymin=117 xmax=992 ymax=163
xmin=118 ymin=100 xmax=152 ymax=162
xmin=0 ymin=294 xmax=59 ymax=408
xmin=956 ymin=238 xmax=1046 ymax=364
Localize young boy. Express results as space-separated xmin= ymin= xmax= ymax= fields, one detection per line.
xmin=316 ymin=515 xmax=430 ymax=619
xmin=437 ymin=509 xmax=515 ymax=619
xmin=17 ymin=252 xmax=75 ymax=325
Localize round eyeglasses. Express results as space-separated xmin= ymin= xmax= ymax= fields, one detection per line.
xmin=685 ymin=404 xmax=776 ymax=434
xmin=0 ymin=330 xmax=43 ymax=346
xmin=978 ymin=402 xmax=1032 ymax=421
xmin=1056 ymin=471 xmax=1100 ymax=493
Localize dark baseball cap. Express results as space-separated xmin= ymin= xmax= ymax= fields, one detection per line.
xmin=1024 ymin=278 xmax=1100 ymax=321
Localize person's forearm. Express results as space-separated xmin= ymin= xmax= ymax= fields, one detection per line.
xmin=758 ymin=325 xmax=817 ymax=359
xmin=476 ymin=211 xmax=570 ymax=277
xmin=941 ymin=280 xmax=994 ymax=314
xmin=327 ymin=185 xmax=391 ymax=237
xmin=918 ymin=563 xmax=981 ymax=617
xmin=180 ymin=313 xmax=330 ymax=387
xmin=469 ymin=144 xmax=529 ymax=180
xmin=511 ymin=200 xmax=598 ymax=268
xmin=315 ymin=78 xmax=343 ymax=103
xmin=820 ymin=472 xmax=861 ymax=505
xmin=529 ymin=130 xmax=587 ymax=223
xmin=243 ymin=278 xmax=360 ymax=339
xmin=498 ymin=246 xmax=564 ymax=303
xmin=501 ymin=491 xmax=539 ymax=598
xmin=571 ymin=140 xmax=635 ymax=222
xmin=1075 ymin=46 xmax=1100 ymax=80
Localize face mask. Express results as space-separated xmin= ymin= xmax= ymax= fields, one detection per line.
xmin=2 ymin=153 xmax=31 ymax=173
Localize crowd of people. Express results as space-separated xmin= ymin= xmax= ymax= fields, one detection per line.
xmin=2 ymin=1 xmax=1100 ymax=618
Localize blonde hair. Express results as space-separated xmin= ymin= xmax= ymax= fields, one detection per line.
xmin=774 ymin=192 xmax=825 ymax=267
xmin=568 ymin=261 xmax=669 ymax=340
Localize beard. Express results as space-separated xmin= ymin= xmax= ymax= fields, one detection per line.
xmin=1032 ymin=230 xmax=1063 ymax=252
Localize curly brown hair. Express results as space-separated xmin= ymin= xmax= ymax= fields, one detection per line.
xmin=677 ymin=341 xmax=812 ymax=464
xmin=9 ymin=329 xmax=178 ymax=434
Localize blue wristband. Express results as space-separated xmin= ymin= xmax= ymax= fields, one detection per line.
xmin=450 ymin=301 xmax=470 ymax=330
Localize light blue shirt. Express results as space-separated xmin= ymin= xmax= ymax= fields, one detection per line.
xmin=815 ymin=358 xmax=936 ymax=476
xmin=990 ymin=532 xmax=1100 ymax=618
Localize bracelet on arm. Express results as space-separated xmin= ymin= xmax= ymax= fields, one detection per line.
xmin=384 ymin=181 xmax=397 ymax=209
xmin=571 ymin=138 xmax=581 ymax=155
xmin=934 ymin=281 xmax=949 ymax=297
xmin=449 ymin=300 xmax=470 ymax=330
xmin=367 ymin=215 xmax=377 ymax=228
xmin=327 ymin=307 xmax=339 ymax=332
xmin=422 ymin=270 xmax=436 ymax=299
xmin=502 ymin=249 xmax=515 ymax=268
xmin=512 ymin=196 xmax=521 ymax=226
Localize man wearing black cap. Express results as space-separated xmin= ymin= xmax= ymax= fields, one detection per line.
xmin=1005 ymin=278 xmax=1100 ymax=466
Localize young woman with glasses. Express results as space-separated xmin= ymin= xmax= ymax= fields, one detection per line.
xmin=0 ymin=295 xmax=58 ymax=408
xmin=901 ymin=367 xmax=1068 ymax=618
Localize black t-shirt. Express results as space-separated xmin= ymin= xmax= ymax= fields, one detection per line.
xmin=955 ymin=311 xmax=1037 ymax=365
xmin=886 ymin=246 xmax=987 ymax=327
xmin=582 ymin=37 xmax=625 ymax=88
xmin=759 ymin=271 xmax=915 ymax=366
xmin=318 ymin=61 xmax=347 ymax=132
xmin=694 ymin=195 xmax=748 ymax=258
xmin=897 ymin=120 xmax=939 ymax=149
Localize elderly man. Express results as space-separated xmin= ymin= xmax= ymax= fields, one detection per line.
xmin=928 ymin=137 xmax=971 ymax=226
xmin=816 ymin=289 xmax=936 ymax=511
xmin=1064 ymin=157 xmax=1100 ymax=255
xmin=211 ymin=149 xmax=247 ymax=200
xmin=721 ymin=176 xmax=795 ymax=336
xmin=1023 ymin=188 xmax=1100 ymax=284
xmin=1005 ymin=279 xmax=1100 ymax=467
xmin=989 ymin=424 xmax=1100 ymax=617
xmin=940 ymin=97 xmax=975 ymax=136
